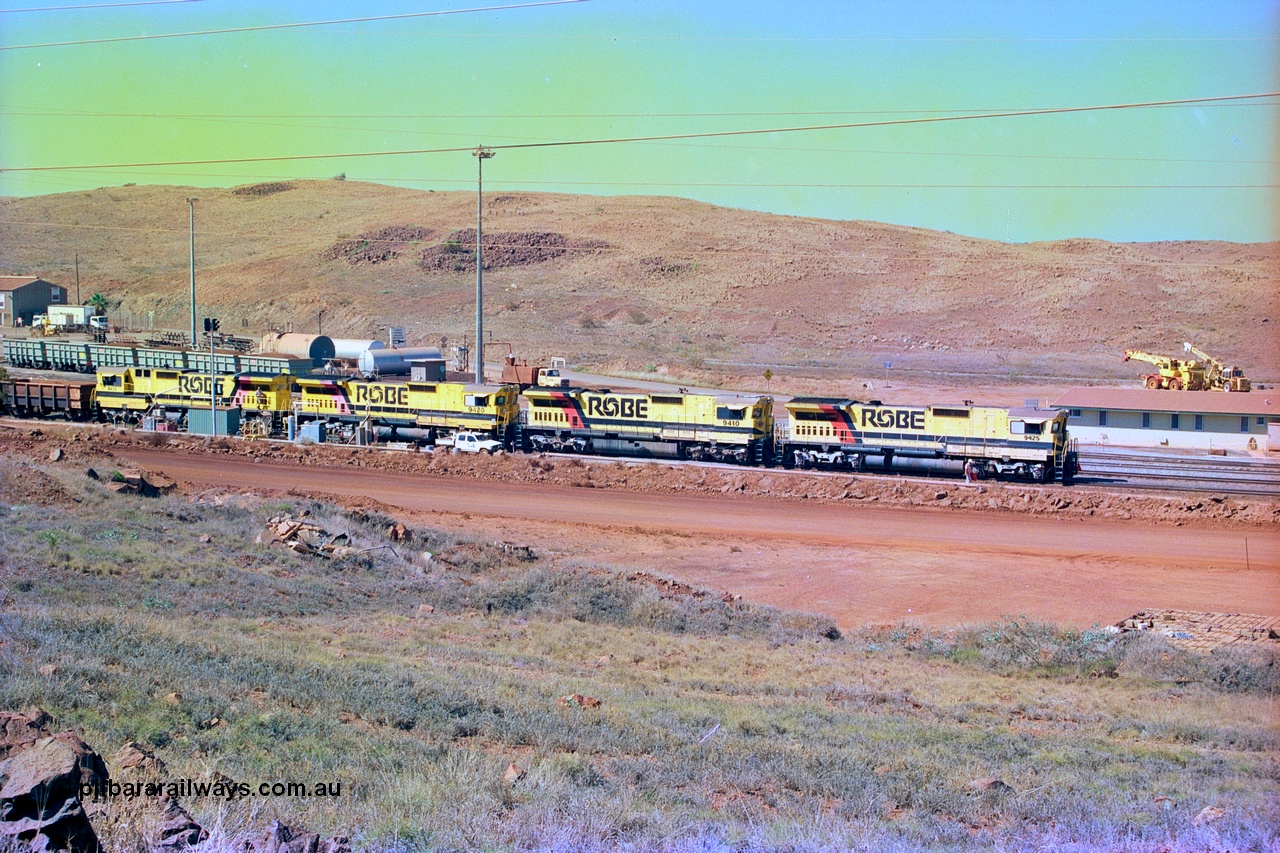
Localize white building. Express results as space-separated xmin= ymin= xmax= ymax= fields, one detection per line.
xmin=1053 ymin=388 xmax=1278 ymax=452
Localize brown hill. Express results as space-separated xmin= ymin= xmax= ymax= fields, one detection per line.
xmin=1 ymin=180 xmax=1275 ymax=386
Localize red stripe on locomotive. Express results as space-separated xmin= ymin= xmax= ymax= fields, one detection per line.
xmin=818 ymin=403 xmax=858 ymax=443
xmin=550 ymin=391 xmax=584 ymax=428
xmin=310 ymin=380 xmax=353 ymax=415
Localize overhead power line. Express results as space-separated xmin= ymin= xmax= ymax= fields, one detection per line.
xmin=0 ymin=0 xmax=587 ymax=49
xmin=0 ymin=0 xmax=201 ymax=12
xmin=2 ymin=92 xmax=1274 ymax=174
xmin=2 ymin=103 xmax=1273 ymax=120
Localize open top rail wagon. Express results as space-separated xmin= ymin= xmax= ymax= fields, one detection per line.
xmin=2 ymin=338 xmax=312 ymax=375
xmin=0 ymin=377 xmax=98 ymax=420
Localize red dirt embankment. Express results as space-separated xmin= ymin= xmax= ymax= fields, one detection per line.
xmin=5 ymin=423 xmax=1272 ymax=628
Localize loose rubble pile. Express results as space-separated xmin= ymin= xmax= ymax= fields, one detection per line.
xmin=628 ymin=570 xmax=743 ymax=607
xmin=255 ymin=512 xmax=356 ymax=559
xmin=417 ymin=229 xmax=608 ymax=272
xmin=321 ymin=225 xmax=434 ymax=266
xmin=253 ymin=821 xmax=351 ymax=853
xmin=231 ymin=182 xmax=294 ymax=197
xmin=85 ymin=467 xmax=175 ymax=497
xmin=1115 ymin=609 xmax=1280 ymax=652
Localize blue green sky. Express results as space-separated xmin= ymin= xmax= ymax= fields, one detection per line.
xmin=1 ymin=0 xmax=1276 ymax=242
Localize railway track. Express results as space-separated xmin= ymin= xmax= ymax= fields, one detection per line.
xmin=3 ymin=414 xmax=1277 ymax=498
xmin=1075 ymin=450 xmax=1280 ymax=497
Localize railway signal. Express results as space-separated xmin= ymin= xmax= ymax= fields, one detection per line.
xmin=204 ymin=317 xmax=219 ymax=435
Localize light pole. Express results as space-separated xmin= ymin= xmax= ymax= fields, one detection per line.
xmin=473 ymin=146 xmax=494 ymax=384
xmin=186 ymin=198 xmax=198 ymax=348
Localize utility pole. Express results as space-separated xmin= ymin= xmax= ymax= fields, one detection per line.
xmin=473 ymin=146 xmax=494 ymax=384
xmin=74 ymin=253 xmax=80 ymax=304
xmin=186 ymin=198 xmax=198 ymax=349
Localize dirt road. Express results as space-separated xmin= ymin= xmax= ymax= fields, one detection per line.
xmin=119 ymin=447 xmax=1279 ymax=628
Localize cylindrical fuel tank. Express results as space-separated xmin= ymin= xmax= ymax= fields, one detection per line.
xmin=330 ymin=338 xmax=385 ymax=360
xmin=358 ymin=346 xmax=444 ymax=378
xmin=260 ymin=333 xmax=335 ymax=363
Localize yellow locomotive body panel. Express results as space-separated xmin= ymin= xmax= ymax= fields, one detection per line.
xmin=784 ymin=398 xmax=1072 ymax=481
xmin=521 ymin=388 xmax=773 ymax=463
xmin=295 ymin=377 xmax=519 ymax=438
xmin=95 ymin=368 xmax=293 ymax=414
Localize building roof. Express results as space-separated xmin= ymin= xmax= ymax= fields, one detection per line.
xmin=1053 ymin=387 xmax=1278 ymax=417
xmin=0 ymin=276 xmax=43 ymax=290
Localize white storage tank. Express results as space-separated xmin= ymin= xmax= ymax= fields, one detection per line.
xmin=358 ymin=346 xmax=444 ymax=379
xmin=330 ymin=338 xmax=385 ymax=360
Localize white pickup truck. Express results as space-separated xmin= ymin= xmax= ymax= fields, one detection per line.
xmin=535 ymin=368 xmax=569 ymax=388
xmin=436 ymin=431 xmax=503 ymax=454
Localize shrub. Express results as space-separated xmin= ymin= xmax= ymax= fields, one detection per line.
xmin=947 ymin=617 xmax=1115 ymax=672
xmin=1115 ymin=631 xmax=1280 ymax=693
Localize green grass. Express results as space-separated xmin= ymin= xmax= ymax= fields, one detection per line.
xmin=0 ymin=453 xmax=1276 ymax=853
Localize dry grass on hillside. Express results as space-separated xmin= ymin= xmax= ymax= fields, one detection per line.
xmin=1 ymin=452 xmax=1277 ymax=852
xmin=1 ymin=181 xmax=1276 ymax=385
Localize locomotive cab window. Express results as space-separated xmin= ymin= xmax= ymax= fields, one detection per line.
xmin=1010 ymin=420 xmax=1042 ymax=435
xmin=464 ymin=395 xmax=488 ymax=407
xmin=717 ymin=406 xmax=746 ymax=421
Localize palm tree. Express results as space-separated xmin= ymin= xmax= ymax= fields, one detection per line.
xmin=88 ymin=293 xmax=109 ymax=314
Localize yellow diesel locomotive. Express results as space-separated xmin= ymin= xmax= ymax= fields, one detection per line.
xmin=94 ymin=367 xmax=293 ymax=433
xmin=519 ymin=387 xmax=774 ymax=464
xmin=781 ymin=397 xmax=1077 ymax=483
xmin=294 ymin=376 xmax=520 ymax=444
